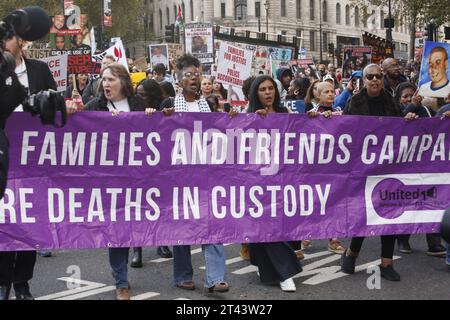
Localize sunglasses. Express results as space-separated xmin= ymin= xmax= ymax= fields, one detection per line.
xmin=183 ymin=72 xmax=200 ymax=79
xmin=365 ymin=74 xmax=383 ymax=80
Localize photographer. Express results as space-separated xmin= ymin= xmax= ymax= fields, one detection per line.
xmin=0 ymin=34 xmax=56 ymax=301
xmin=5 ymin=35 xmax=56 ymax=104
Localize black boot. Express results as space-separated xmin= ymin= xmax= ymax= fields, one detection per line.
xmin=14 ymin=282 xmax=34 ymax=300
xmin=0 ymin=283 xmax=11 ymax=300
xmin=157 ymin=246 xmax=173 ymax=259
xmin=130 ymin=247 xmax=143 ymax=268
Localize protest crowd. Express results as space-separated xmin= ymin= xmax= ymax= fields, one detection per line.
xmin=0 ymin=6 xmax=449 ymax=301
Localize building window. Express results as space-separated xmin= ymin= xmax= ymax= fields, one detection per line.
xmin=336 ymin=3 xmax=341 ymax=24
xmin=235 ymin=0 xmax=247 ymax=20
xmin=380 ymin=10 xmax=384 ymax=29
xmin=221 ymin=2 xmax=226 ymax=18
xmin=296 ymin=0 xmax=301 ymax=19
xmin=310 ymin=30 xmax=315 ymax=51
xmin=190 ymin=0 xmax=194 ymax=21
xmin=322 ymin=1 xmax=327 ymax=22
xmin=159 ymin=9 xmax=163 ymax=30
xmin=355 ymin=6 xmax=359 ymax=26
xmin=174 ymin=5 xmax=177 ymax=20
xmin=256 ymin=1 xmax=261 ymax=17
xmin=345 ymin=5 xmax=350 ymax=26
xmin=182 ymin=3 xmax=186 ymax=20
xmin=281 ymin=0 xmax=286 ymax=17
xmin=310 ymin=0 xmax=315 ymax=20
xmin=166 ymin=7 xmax=170 ymax=24
xmin=323 ymin=32 xmax=328 ymax=51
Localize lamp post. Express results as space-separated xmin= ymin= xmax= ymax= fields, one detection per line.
xmin=386 ymin=0 xmax=393 ymax=42
xmin=319 ymin=0 xmax=323 ymax=64
xmin=256 ymin=2 xmax=261 ymax=32
xmin=264 ymin=1 xmax=269 ymax=34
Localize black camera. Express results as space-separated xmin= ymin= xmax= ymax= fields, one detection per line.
xmin=23 ymin=90 xmax=67 ymax=128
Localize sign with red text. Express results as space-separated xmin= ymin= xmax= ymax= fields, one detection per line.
xmin=40 ymin=55 xmax=68 ymax=92
xmin=216 ymin=42 xmax=253 ymax=87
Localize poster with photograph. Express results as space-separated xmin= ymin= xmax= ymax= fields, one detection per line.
xmin=148 ymin=44 xmax=169 ymax=70
xmin=290 ymin=59 xmax=320 ymax=79
xmin=418 ymin=41 xmax=450 ymax=98
xmin=49 ymin=14 xmax=91 ymax=51
xmin=104 ymin=0 xmax=112 ymax=27
xmin=340 ymin=46 xmax=372 ymax=81
xmin=185 ymin=23 xmax=214 ymax=64
xmin=362 ymin=32 xmax=393 ymax=66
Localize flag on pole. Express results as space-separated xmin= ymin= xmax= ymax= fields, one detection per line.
xmin=175 ymin=5 xmax=184 ymax=28
xmin=92 ymin=39 xmax=128 ymax=72
xmin=90 ymin=27 xmax=97 ymax=55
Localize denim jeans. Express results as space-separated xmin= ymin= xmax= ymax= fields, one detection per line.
xmin=109 ymin=248 xmax=130 ymax=289
xmin=173 ymin=244 xmax=226 ymax=288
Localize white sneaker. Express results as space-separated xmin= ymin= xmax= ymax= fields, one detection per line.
xmin=280 ymin=278 xmax=296 ymax=292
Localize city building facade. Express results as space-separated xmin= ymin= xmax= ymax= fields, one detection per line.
xmin=148 ymin=0 xmax=412 ymax=64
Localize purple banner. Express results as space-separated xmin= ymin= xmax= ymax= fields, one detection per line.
xmin=1 ymin=113 xmax=449 ymax=251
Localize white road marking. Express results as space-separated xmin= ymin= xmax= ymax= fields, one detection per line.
xmin=56 ymin=286 xmax=117 ymax=300
xmin=131 ymin=292 xmax=160 ymax=300
xmin=149 ymin=244 xmax=231 ymax=264
xmin=200 ymin=256 xmax=244 ymax=270
xmin=301 ymin=256 xmax=401 ymax=285
xmin=36 ymin=278 xmax=106 ymax=300
xmin=232 ymin=251 xmax=333 ymax=275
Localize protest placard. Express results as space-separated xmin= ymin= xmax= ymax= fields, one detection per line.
xmin=341 ymin=46 xmax=372 ymax=81
xmin=40 ymin=55 xmax=69 ymax=92
xmin=216 ymin=42 xmax=254 ymax=87
xmin=185 ymin=23 xmax=214 ymax=64
xmin=418 ymin=41 xmax=450 ymax=98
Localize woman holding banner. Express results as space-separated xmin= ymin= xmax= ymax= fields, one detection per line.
xmin=247 ymin=75 xmax=303 ymax=293
xmin=163 ymin=54 xmax=230 ymax=293
xmin=84 ymin=63 xmax=145 ymax=300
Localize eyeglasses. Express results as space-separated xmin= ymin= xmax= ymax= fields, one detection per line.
xmin=183 ymin=72 xmax=200 ymax=79
xmin=365 ymin=74 xmax=383 ymax=80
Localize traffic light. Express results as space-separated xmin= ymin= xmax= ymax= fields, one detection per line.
xmin=165 ymin=24 xmax=175 ymax=43
xmin=424 ymin=24 xmax=435 ymax=42
xmin=328 ymin=43 xmax=335 ymax=55
xmin=445 ymin=26 xmax=450 ymax=40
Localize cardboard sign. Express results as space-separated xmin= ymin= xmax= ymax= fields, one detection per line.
xmin=26 ymin=49 xmax=52 ymax=60
xmin=40 ymin=55 xmax=69 ymax=92
xmin=418 ymin=41 xmax=450 ymax=98
xmin=130 ymin=72 xmax=147 ymax=88
xmin=185 ymin=23 xmax=214 ymax=64
xmin=216 ymin=42 xmax=253 ymax=87
xmin=68 ymin=54 xmax=101 ymax=74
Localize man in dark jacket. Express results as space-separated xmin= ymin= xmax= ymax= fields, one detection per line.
xmin=382 ymin=58 xmax=407 ymax=97
xmin=0 ymin=35 xmax=57 ymax=301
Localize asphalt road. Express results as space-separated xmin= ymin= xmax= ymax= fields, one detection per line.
xmin=27 ymin=235 xmax=450 ymax=301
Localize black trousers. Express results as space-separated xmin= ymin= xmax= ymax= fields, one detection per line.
xmin=0 ymin=251 xmax=36 ymax=285
xmin=249 ymin=242 xmax=302 ymax=284
xmin=349 ymin=235 xmax=396 ymax=259
xmin=397 ymin=233 xmax=442 ymax=248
